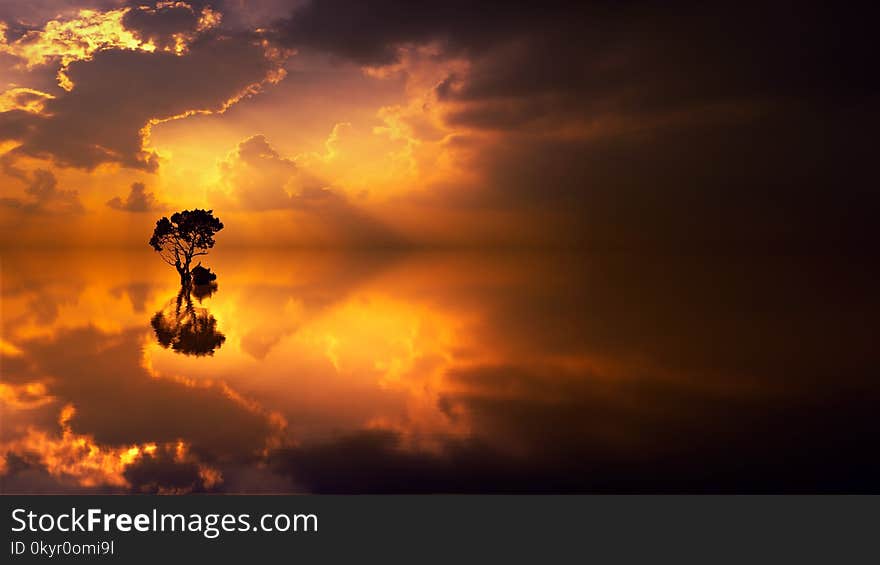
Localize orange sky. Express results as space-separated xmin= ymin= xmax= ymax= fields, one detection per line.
xmin=0 ymin=2 xmax=873 ymax=251
xmin=0 ymin=1 xmax=876 ymax=494
xmin=0 ymin=2 xmax=559 ymax=247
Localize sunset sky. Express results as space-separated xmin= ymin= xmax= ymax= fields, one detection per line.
xmin=1 ymin=2 xmax=878 ymax=494
xmin=0 ymin=1 xmax=874 ymax=249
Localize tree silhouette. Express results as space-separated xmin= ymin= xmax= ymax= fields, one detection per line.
xmin=149 ymin=209 xmax=223 ymax=285
xmin=151 ymin=287 xmax=226 ymax=356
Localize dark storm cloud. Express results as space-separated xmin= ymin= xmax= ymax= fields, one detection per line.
xmin=276 ymin=1 xmax=877 ymax=250
xmin=267 ymin=1 xmax=591 ymax=104
xmin=106 ymin=182 xmax=165 ymax=212
xmin=278 ymin=2 xmax=873 ymax=110
xmin=436 ymin=4 xmax=874 ymax=124
xmin=121 ymin=2 xmax=202 ymax=50
xmin=273 ymin=0 xmax=587 ymax=65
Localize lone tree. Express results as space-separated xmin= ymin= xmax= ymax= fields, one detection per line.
xmin=149 ymin=209 xmax=224 ymax=285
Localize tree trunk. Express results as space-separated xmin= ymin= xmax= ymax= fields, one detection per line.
xmin=177 ymin=265 xmax=190 ymax=286
xmin=183 ymin=257 xmax=192 ymax=286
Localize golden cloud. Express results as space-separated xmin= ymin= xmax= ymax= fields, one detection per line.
xmin=0 ymin=4 xmax=223 ymax=91
xmin=0 ymin=87 xmax=54 ymax=113
xmin=0 ymin=403 xmax=222 ymax=491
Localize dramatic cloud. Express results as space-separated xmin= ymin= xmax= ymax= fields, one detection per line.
xmin=0 ymin=1 xmax=875 ymax=248
xmin=106 ymin=181 xmax=164 ymax=212
xmin=0 ymin=1 xmax=124 ymax=27
xmin=0 ymin=3 xmax=285 ymax=171
xmin=0 ymin=87 xmax=53 ymax=113
xmin=273 ymin=0 xmax=563 ymax=65
xmin=0 ymin=2 xmax=222 ymax=71
xmin=276 ymin=2 xmax=873 ymax=117
xmin=269 ymin=2 xmax=877 ymax=249
xmin=121 ymin=2 xmax=220 ymax=53
xmin=1 ymin=36 xmax=281 ymax=170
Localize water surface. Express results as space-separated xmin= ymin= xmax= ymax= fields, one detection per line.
xmin=1 ymin=249 xmax=877 ymax=492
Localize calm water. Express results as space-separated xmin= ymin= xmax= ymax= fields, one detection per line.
xmin=1 ymin=249 xmax=877 ymax=493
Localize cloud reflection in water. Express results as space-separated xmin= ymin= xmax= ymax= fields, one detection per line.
xmin=1 ymin=249 xmax=878 ymax=493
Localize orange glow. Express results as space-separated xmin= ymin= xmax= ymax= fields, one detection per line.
xmin=1 ymin=9 xmax=154 ymax=91
xmin=0 ymin=10 xmax=149 ymax=67
xmin=0 ymin=403 xmax=220 ymax=490
xmin=0 ymin=4 xmax=525 ymax=247
xmin=0 ymin=87 xmax=54 ymax=113
xmin=0 ymin=248 xmax=635 ymax=476
xmin=0 ymin=382 xmax=54 ymax=410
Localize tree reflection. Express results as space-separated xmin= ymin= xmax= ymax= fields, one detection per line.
xmin=190 ymin=281 xmax=218 ymax=302
xmin=151 ymin=285 xmax=225 ymax=356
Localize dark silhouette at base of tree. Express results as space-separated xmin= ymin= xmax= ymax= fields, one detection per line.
xmin=191 ymin=263 xmax=217 ymax=285
xmin=149 ymin=209 xmax=223 ymax=285
xmin=151 ymin=287 xmax=225 ymax=356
